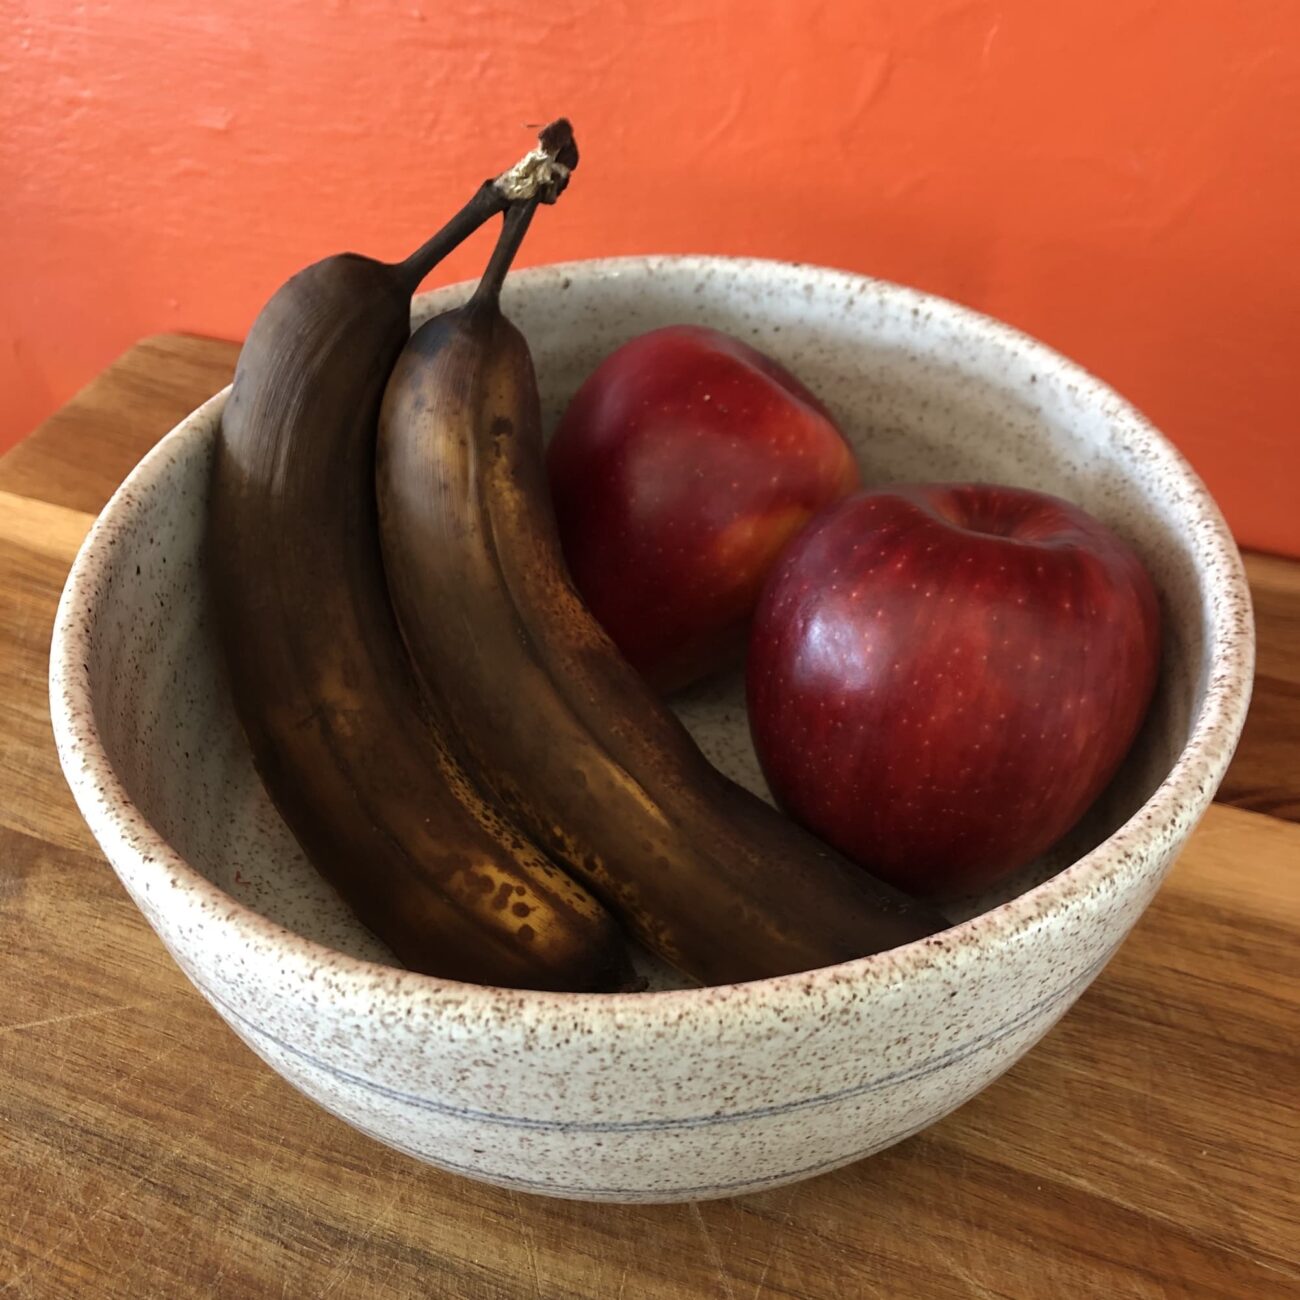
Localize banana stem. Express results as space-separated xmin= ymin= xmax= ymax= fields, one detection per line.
xmin=494 ymin=118 xmax=578 ymax=205
xmin=396 ymin=119 xmax=577 ymax=293
xmin=395 ymin=180 xmax=509 ymax=292
xmin=468 ymin=197 xmax=541 ymax=313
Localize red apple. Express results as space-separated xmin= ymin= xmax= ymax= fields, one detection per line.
xmin=746 ymin=484 xmax=1161 ymax=897
xmin=547 ymin=325 xmax=860 ymax=692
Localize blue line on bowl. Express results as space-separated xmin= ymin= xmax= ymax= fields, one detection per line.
xmin=329 ymin=1104 xmax=949 ymax=1199
xmin=200 ymin=942 xmax=1118 ymax=1136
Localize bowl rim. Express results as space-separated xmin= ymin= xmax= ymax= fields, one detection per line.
xmin=49 ymin=253 xmax=1255 ymax=1027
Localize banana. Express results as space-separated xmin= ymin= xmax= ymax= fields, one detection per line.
xmin=376 ymin=201 xmax=948 ymax=985
xmin=208 ymin=125 xmax=635 ymax=992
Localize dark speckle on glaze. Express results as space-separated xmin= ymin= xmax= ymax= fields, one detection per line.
xmin=49 ymin=258 xmax=1253 ymax=1204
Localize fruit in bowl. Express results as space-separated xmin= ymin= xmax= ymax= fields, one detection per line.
xmin=547 ymin=325 xmax=861 ymax=692
xmin=206 ymin=122 xmax=944 ymax=995
xmin=747 ymin=483 xmax=1162 ymax=897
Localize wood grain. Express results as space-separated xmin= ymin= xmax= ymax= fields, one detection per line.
xmin=1 ymin=336 xmax=1297 ymax=1299
xmin=1218 ymin=552 xmax=1300 ymax=822
xmin=0 ymin=334 xmax=239 ymax=516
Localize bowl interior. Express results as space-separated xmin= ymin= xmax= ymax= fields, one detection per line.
xmin=81 ymin=258 xmax=1221 ymax=983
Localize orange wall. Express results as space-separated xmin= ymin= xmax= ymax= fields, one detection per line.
xmin=3 ymin=1 xmax=1297 ymax=554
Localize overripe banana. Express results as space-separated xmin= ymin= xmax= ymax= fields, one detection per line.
xmin=376 ymin=201 xmax=948 ymax=985
xmin=208 ymin=125 xmax=635 ymax=992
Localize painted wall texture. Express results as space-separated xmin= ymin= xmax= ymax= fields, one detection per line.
xmin=3 ymin=1 xmax=1297 ymax=553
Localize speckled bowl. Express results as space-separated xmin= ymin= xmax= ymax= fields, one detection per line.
xmin=50 ymin=257 xmax=1253 ymax=1203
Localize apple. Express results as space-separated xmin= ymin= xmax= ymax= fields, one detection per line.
xmin=547 ymin=325 xmax=860 ymax=692
xmin=746 ymin=483 xmax=1161 ymax=897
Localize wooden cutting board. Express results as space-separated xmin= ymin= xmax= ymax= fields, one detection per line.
xmin=1 ymin=336 xmax=1297 ymax=1299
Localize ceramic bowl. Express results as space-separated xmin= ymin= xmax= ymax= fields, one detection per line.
xmin=50 ymin=257 xmax=1253 ymax=1203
